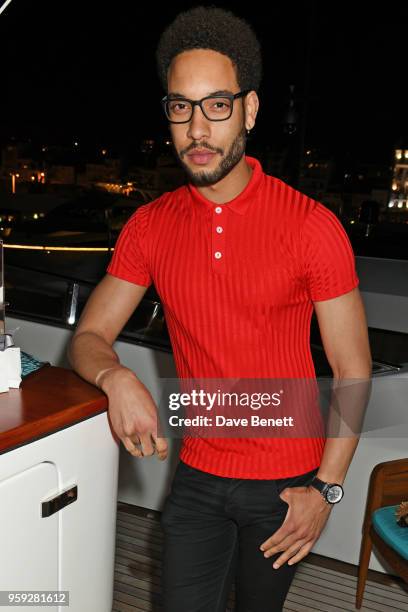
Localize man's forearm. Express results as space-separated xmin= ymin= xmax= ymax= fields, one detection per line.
xmin=316 ymin=437 xmax=359 ymax=484
xmin=316 ymin=369 xmax=372 ymax=484
xmin=68 ymin=331 xmax=129 ymax=388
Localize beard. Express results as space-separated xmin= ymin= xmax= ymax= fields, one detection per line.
xmin=175 ymin=125 xmax=247 ymax=187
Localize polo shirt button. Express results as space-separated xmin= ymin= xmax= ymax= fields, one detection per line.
xmin=215 ymin=206 xmax=222 ymax=214
xmin=214 ymin=251 xmax=222 ymax=259
xmin=216 ymin=226 xmax=223 ymax=233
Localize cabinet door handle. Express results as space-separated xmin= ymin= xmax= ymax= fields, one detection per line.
xmin=41 ymin=485 xmax=78 ymax=517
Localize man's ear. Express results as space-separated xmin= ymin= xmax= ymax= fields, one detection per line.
xmin=245 ymin=90 xmax=260 ymax=131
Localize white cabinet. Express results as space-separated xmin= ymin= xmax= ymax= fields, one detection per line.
xmin=0 ymin=462 xmax=59 ymax=611
xmin=0 ymin=401 xmax=119 ymax=612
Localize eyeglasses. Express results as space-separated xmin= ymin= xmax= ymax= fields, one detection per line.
xmin=161 ymin=90 xmax=251 ymax=124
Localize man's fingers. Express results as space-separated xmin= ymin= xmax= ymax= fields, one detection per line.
xmin=273 ymin=540 xmax=311 ymax=569
xmin=262 ymin=532 xmax=298 ymax=557
xmin=139 ymin=433 xmax=155 ymax=457
xmin=122 ymin=432 xmax=168 ymax=460
xmin=123 ymin=436 xmax=144 ymax=457
xmin=152 ymin=433 xmax=168 ymax=460
xmin=260 ymin=522 xmax=293 ymax=552
xmin=287 ymin=542 xmax=313 ymax=566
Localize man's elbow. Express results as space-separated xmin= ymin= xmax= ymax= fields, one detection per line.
xmin=331 ymin=355 xmax=373 ymax=380
xmin=67 ymin=329 xmax=81 ymax=367
xmin=68 ymin=329 xmax=95 ymax=367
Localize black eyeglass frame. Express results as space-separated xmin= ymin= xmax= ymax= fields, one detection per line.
xmin=161 ymin=90 xmax=251 ymax=124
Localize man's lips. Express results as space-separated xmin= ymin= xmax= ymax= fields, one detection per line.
xmin=187 ymin=150 xmax=217 ymax=165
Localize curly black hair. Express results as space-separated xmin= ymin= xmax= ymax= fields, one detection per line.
xmin=156 ymin=5 xmax=262 ymax=93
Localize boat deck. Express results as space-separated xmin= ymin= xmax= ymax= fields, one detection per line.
xmin=112 ymin=504 xmax=408 ymax=612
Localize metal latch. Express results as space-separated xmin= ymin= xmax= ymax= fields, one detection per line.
xmin=41 ymin=485 xmax=78 ymax=517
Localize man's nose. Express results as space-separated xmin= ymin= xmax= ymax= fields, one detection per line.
xmin=187 ymin=104 xmax=211 ymax=141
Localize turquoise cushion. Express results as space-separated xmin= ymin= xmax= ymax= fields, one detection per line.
xmin=372 ymin=505 xmax=408 ymax=561
xmin=21 ymin=351 xmax=49 ymax=378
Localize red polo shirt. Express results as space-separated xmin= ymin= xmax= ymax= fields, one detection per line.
xmin=107 ymin=156 xmax=359 ymax=478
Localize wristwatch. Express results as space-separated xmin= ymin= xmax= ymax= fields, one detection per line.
xmin=309 ymin=476 xmax=344 ymax=504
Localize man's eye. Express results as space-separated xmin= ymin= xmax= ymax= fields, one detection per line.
xmin=208 ymin=99 xmax=231 ymax=112
xmin=169 ymin=102 xmax=189 ymax=113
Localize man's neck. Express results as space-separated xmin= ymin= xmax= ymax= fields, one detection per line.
xmin=195 ymin=156 xmax=253 ymax=204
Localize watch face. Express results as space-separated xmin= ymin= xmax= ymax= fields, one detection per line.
xmin=326 ymin=485 xmax=344 ymax=504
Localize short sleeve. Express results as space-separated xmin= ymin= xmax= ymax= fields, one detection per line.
xmin=106 ymin=205 xmax=152 ymax=287
xmin=300 ymin=202 xmax=359 ymax=302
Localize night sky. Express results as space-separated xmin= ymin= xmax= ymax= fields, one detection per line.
xmin=1 ymin=1 xmax=406 ymax=163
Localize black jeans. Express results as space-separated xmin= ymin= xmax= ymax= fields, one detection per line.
xmin=160 ymin=460 xmax=319 ymax=612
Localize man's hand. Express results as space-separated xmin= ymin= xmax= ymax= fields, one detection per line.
xmin=260 ymin=485 xmax=332 ymax=568
xmin=100 ymin=366 xmax=168 ymax=461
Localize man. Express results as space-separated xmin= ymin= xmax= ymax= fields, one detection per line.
xmin=69 ymin=6 xmax=372 ymax=611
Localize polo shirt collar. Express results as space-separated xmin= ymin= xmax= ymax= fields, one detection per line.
xmin=187 ymin=155 xmax=264 ymax=215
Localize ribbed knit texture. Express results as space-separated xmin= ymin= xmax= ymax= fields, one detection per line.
xmin=107 ymin=156 xmax=359 ymax=478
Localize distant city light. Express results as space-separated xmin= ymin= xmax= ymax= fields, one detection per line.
xmin=388 ymin=202 xmax=394 ymax=208
xmin=10 ymin=173 xmax=17 ymax=194
xmin=101 ymin=149 xmax=107 ymax=155
xmin=33 ymin=213 xmax=39 ymax=219
xmin=3 ymin=244 xmax=113 ymax=252
xmin=74 ymin=141 xmax=79 ymax=147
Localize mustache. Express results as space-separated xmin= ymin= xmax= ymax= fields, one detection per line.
xmin=180 ymin=142 xmax=223 ymax=157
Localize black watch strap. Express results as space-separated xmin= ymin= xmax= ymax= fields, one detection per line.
xmin=309 ymin=476 xmax=344 ymax=504
xmin=310 ymin=476 xmax=330 ymax=498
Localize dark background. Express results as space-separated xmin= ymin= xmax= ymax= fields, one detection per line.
xmin=0 ymin=1 xmax=406 ymax=163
